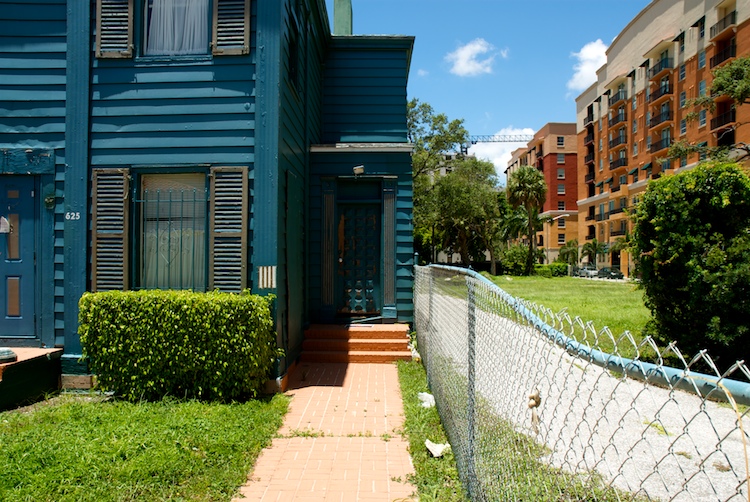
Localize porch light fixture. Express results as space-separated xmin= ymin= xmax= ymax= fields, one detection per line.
xmin=352 ymin=165 xmax=365 ymax=176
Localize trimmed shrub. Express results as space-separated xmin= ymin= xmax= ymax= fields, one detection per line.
xmin=79 ymin=290 xmax=279 ymax=401
xmin=533 ymin=263 xmax=567 ymax=278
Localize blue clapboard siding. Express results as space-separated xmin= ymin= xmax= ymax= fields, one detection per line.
xmin=322 ymin=37 xmax=414 ymax=144
xmin=275 ymin=0 xmax=328 ymax=370
xmin=0 ymin=0 xmax=67 ymax=150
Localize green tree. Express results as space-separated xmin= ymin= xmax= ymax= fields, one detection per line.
xmin=581 ymin=238 xmax=607 ymax=265
xmin=433 ymin=157 xmax=500 ymax=268
xmin=668 ymin=56 xmax=750 ymax=162
xmin=507 ymin=165 xmax=547 ymax=275
xmin=630 ymin=160 xmax=750 ymax=366
xmin=557 ymin=239 xmax=579 ymax=265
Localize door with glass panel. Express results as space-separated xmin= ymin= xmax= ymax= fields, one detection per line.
xmin=0 ymin=176 xmax=36 ymax=338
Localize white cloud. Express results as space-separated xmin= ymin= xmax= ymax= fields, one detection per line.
xmin=467 ymin=126 xmax=535 ymax=186
xmin=417 ymin=69 xmax=429 ymax=77
xmin=499 ymin=48 xmax=510 ymax=59
xmin=567 ymin=39 xmax=608 ymax=92
xmin=445 ymin=38 xmax=496 ymax=77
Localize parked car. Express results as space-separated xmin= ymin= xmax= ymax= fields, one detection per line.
xmin=577 ymin=264 xmax=598 ymax=278
xmin=597 ymin=267 xmax=624 ymax=279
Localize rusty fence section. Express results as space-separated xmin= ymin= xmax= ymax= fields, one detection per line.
xmin=413 ymin=264 xmax=750 ymax=501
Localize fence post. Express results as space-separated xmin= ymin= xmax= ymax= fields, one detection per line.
xmin=466 ymin=277 xmax=477 ymax=497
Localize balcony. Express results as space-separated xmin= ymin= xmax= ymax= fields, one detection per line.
xmin=648 ymin=58 xmax=673 ymax=79
xmin=710 ymin=10 xmax=737 ymax=40
xmin=649 ymin=110 xmax=672 ymax=128
xmin=585 ymin=214 xmax=595 ymax=221
xmin=611 ymin=185 xmax=622 ymax=192
xmin=608 ymin=89 xmax=628 ymax=107
xmin=585 ymin=234 xmax=596 ymax=241
xmin=610 ymin=206 xmax=627 ymax=215
xmin=711 ymin=44 xmax=736 ymax=68
xmin=611 ymin=229 xmax=628 ymax=237
xmin=585 ymin=152 xmax=595 ymax=164
xmin=585 ymin=172 xmax=595 ymax=182
xmin=711 ymin=109 xmax=736 ymax=130
xmin=609 ymin=157 xmax=628 ymax=170
xmin=584 ymin=133 xmax=595 ymax=145
xmin=609 ymin=135 xmax=627 ymax=149
xmin=649 ymin=84 xmax=672 ymax=103
xmin=650 ymin=137 xmax=672 ymax=153
xmin=609 ymin=113 xmax=627 ymax=127
xmin=583 ymin=114 xmax=595 ymax=127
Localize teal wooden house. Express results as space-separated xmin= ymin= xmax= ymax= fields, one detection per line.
xmin=0 ymin=0 xmax=414 ymax=379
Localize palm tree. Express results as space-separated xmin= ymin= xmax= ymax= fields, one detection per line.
xmin=558 ymin=239 xmax=579 ymax=265
xmin=507 ymin=165 xmax=547 ymax=275
xmin=582 ymin=238 xmax=608 ymax=265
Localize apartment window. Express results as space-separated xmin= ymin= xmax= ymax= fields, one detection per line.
xmin=679 ymin=64 xmax=686 ymax=81
xmin=557 ymin=218 xmax=565 ymax=228
xmin=91 ymin=166 xmax=250 ymax=293
xmin=699 ymin=80 xmax=706 ymax=96
xmin=633 ymin=143 xmax=638 ymax=157
xmin=647 ymin=136 xmax=652 ymax=151
xmin=619 ymin=174 xmax=627 ymax=185
xmin=557 ymin=136 xmax=564 ymax=147
xmin=679 ymin=91 xmax=686 ymax=108
xmin=557 ymin=168 xmax=565 ymax=179
xmin=699 ymin=109 xmax=707 ymax=127
xmin=680 ymin=119 xmax=687 ymax=135
xmin=557 ymin=184 xmax=565 ymax=195
xmin=699 ymin=142 xmax=708 ymax=160
xmin=557 ymin=153 xmax=565 ymax=164
xmin=698 ymin=50 xmax=706 ymax=69
xmin=96 ymin=0 xmax=252 ymax=58
xmin=632 ymin=119 xmax=637 ymax=134
xmin=558 ymin=233 xmax=566 ymax=245
xmin=632 ymin=96 xmax=637 ymax=110
xmin=646 ymin=111 xmax=651 ymax=125
xmin=599 ymin=139 xmax=602 ymax=152
xmin=698 ymin=18 xmax=705 ymax=39
xmin=557 ymin=201 xmax=566 ymax=210
xmin=680 ymin=156 xmax=688 ymax=167
xmin=599 ymin=159 xmax=603 ymax=171
xmin=679 ymin=33 xmax=685 ymax=53
xmin=632 ymin=171 xmax=639 ymax=183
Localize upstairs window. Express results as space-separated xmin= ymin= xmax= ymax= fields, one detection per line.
xmin=557 ymin=136 xmax=564 ymax=147
xmin=96 ymin=0 xmax=251 ymax=58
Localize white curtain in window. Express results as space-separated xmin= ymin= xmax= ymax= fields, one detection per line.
xmin=146 ymin=0 xmax=209 ymax=56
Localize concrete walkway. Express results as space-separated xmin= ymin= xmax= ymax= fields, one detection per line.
xmin=234 ymin=363 xmax=416 ymax=501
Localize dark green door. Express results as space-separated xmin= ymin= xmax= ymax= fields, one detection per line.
xmin=336 ymin=203 xmax=380 ymax=316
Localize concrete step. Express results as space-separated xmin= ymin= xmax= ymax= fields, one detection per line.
xmin=299 ymin=350 xmax=413 ymax=364
xmin=304 ymin=324 xmax=409 ymax=340
xmin=302 ymin=338 xmax=409 ymax=353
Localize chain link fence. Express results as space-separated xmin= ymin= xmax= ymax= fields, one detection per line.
xmin=414 ymin=264 xmax=750 ymax=501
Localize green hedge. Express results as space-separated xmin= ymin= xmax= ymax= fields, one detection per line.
xmin=534 ymin=262 xmax=568 ymax=277
xmin=79 ymin=290 xmax=279 ymax=402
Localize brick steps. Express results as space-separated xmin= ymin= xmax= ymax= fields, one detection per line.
xmin=301 ymin=324 xmax=411 ymax=364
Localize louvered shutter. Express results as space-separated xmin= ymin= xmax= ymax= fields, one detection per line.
xmin=212 ymin=0 xmax=251 ymax=55
xmin=92 ymin=169 xmax=130 ymax=291
xmin=209 ymin=166 xmax=248 ymax=292
xmin=96 ymin=0 xmax=133 ymax=58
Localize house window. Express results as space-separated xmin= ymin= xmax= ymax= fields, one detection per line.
xmin=557 ymin=184 xmax=565 ymax=195
xmin=557 ymin=153 xmax=565 ymax=164
xmin=557 ymin=136 xmax=564 ymax=147
xmin=558 ymin=233 xmax=566 ymax=245
xmin=557 ymin=218 xmax=565 ymax=228
xmin=136 ymin=173 xmax=208 ymax=289
xmin=557 ymin=201 xmax=565 ymax=210
xmin=91 ymin=166 xmax=249 ymax=293
xmin=96 ymin=0 xmax=252 ymax=58
xmin=699 ymin=109 xmax=707 ymax=127
xmin=698 ymin=50 xmax=706 ymax=69
xmin=557 ymin=168 xmax=565 ymax=179
xmin=679 ymin=64 xmax=686 ymax=81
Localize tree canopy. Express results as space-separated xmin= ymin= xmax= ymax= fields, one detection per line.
xmin=507 ymin=165 xmax=547 ymax=275
xmin=630 ymin=160 xmax=750 ymax=366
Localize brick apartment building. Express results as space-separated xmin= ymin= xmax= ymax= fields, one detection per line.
xmin=505 ymin=123 xmax=579 ymax=263
xmin=576 ymin=0 xmax=749 ymax=277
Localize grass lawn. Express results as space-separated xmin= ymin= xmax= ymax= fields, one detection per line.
xmin=483 ymin=274 xmax=653 ymax=358
xmin=0 ymin=393 xmax=289 ymax=501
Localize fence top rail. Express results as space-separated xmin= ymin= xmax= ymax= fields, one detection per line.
xmin=417 ymin=264 xmax=750 ymax=406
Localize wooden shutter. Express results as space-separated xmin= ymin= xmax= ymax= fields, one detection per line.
xmin=96 ymin=0 xmax=134 ymax=58
xmin=209 ymin=166 xmax=248 ymax=292
xmin=212 ymin=0 xmax=251 ymax=55
xmin=91 ymin=169 xmax=130 ymax=291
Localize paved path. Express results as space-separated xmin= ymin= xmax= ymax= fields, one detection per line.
xmin=234 ymin=363 xmax=415 ymax=501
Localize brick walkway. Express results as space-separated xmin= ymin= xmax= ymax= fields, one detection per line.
xmin=234 ymin=363 xmax=415 ymax=501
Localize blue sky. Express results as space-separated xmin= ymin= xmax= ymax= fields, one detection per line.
xmin=324 ymin=0 xmax=651 ymax=184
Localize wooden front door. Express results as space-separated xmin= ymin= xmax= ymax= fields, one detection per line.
xmin=0 ymin=176 xmax=36 ymax=339
xmin=336 ymin=203 xmax=380 ymax=317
